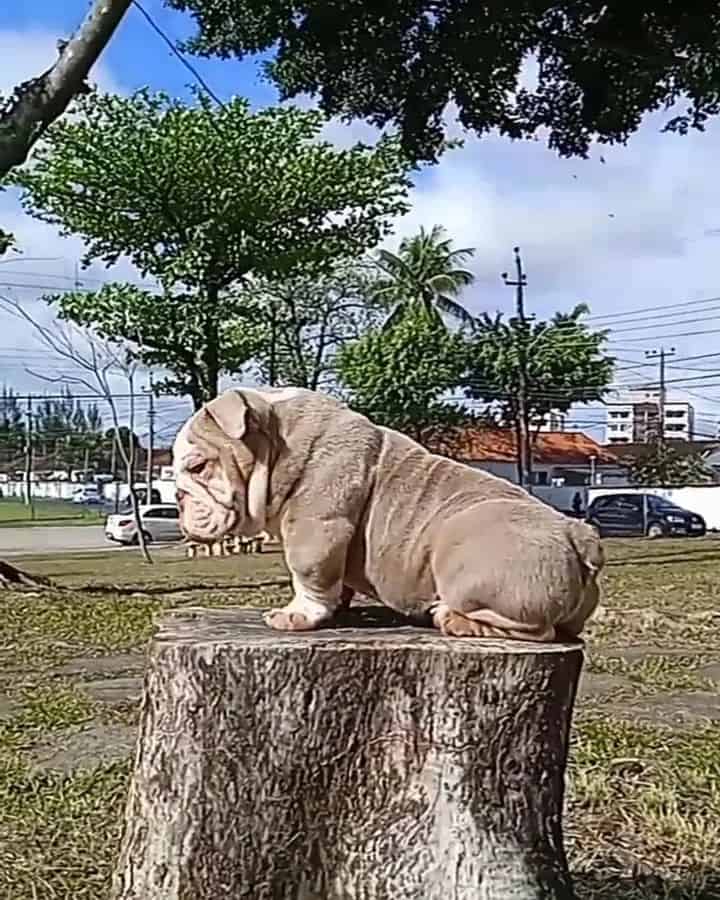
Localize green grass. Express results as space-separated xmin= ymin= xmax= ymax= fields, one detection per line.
xmin=0 ymin=538 xmax=719 ymax=899
xmin=0 ymin=499 xmax=104 ymax=527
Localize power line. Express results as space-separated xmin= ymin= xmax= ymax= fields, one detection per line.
xmin=609 ymin=312 xmax=720 ymax=335
xmin=607 ymin=326 xmax=720 ymax=343
xmin=131 ymin=1 xmax=226 ymax=108
xmin=586 ymin=294 xmax=720 ymax=322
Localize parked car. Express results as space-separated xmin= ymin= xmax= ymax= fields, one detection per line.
xmin=120 ymin=487 xmax=162 ymax=508
xmin=105 ymin=504 xmax=182 ymax=545
xmin=586 ymin=493 xmax=706 ymax=538
xmin=72 ymin=484 xmax=103 ymax=505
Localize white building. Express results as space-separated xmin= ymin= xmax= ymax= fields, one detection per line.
xmin=604 ymin=389 xmax=694 ymax=445
xmin=534 ymin=410 xmax=567 ymax=433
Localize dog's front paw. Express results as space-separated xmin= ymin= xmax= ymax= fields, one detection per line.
xmin=263 ymin=608 xmax=315 ymax=632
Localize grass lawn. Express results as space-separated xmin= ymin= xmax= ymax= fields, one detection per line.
xmin=0 ymin=538 xmax=719 ymax=899
xmin=0 ymin=498 xmax=104 ymax=527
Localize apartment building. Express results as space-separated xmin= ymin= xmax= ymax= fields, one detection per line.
xmin=604 ymin=389 xmax=694 ymax=445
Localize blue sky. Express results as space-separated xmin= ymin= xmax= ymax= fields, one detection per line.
xmin=4 ymin=1 xmax=720 ymax=443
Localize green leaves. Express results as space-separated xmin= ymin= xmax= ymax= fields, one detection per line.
xmin=13 ymin=89 xmax=412 ymax=407
xmin=338 ymin=306 xmax=470 ymax=439
xmin=374 ymin=224 xmax=475 ymax=327
xmin=50 ymin=282 xmax=265 ymax=409
xmin=0 ymin=225 xmax=14 ymax=256
xmin=630 ymin=442 xmax=714 ymax=487
xmin=246 ymin=263 xmax=387 ymax=391
xmin=164 ymin=0 xmax=720 ymax=161
xmin=13 ymin=91 xmax=411 ymax=287
xmin=467 ymin=305 xmax=614 ymax=423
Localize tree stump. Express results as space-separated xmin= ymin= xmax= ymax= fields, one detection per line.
xmin=113 ymin=606 xmax=584 ymax=900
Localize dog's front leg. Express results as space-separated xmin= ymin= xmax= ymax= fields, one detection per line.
xmin=263 ymin=518 xmax=352 ymax=632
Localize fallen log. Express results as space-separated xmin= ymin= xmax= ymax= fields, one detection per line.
xmin=113 ymin=605 xmax=584 ymax=900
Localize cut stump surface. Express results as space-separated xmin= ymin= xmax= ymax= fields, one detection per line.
xmin=114 ymin=606 xmax=584 ymax=900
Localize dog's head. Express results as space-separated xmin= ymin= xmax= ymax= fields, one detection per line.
xmin=173 ymin=389 xmax=273 ymax=544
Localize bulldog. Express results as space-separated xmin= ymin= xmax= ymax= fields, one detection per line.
xmin=173 ymin=387 xmax=603 ymax=640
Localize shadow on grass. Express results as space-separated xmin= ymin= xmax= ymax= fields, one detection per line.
xmin=573 ymin=868 xmax=720 ymax=899
xmin=45 ymin=578 xmax=293 ymax=596
xmin=607 ymin=548 xmax=720 ymax=568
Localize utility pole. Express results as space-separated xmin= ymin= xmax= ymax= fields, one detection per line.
xmin=645 ymin=346 xmax=676 ymax=445
xmin=145 ymin=373 xmax=155 ymax=503
xmin=110 ymin=431 xmax=119 ymax=513
xmin=269 ymin=299 xmax=277 ymax=386
xmin=24 ymin=395 xmax=35 ymax=518
xmin=502 ymin=247 xmax=534 ymax=493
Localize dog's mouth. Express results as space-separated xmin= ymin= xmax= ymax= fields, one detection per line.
xmin=181 ymin=497 xmax=238 ymax=544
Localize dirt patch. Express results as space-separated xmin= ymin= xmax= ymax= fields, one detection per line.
xmin=599 ymin=645 xmax=701 ymax=662
xmin=51 ymin=652 xmax=146 ymax=678
xmin=697 ymin=663 xmax=720 ymax=683
xmin=577 ymin=672 xmax=630 ymax=700
xmin=616 ymin=691 xmax=720 ymax=726
xmin=78 ymin=676 xmax=143 ymax=707
xmin=30 ymin=723 xmax=138 ymax=774
xmin=0 ymin=694 xmax=16 ymax=721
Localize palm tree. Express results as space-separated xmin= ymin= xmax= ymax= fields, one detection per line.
xmin=374 ymin=225 xmax=476 ymax=328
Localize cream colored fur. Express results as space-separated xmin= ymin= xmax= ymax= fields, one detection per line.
xmin=173 ymin=387 xmax=604 ymax=641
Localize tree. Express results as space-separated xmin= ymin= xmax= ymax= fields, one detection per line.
xmin=249 ymin=264 xmax=386 ymax=391
xmin=0 ymin=0 xmax=132 ymax=256
xmin=374 ymin=225 xmax=475 ymax=328
xmin=337 ymin=306 xmax=470 ymax=442
xmin=51 ymin=283 xmax=267 ymax=411
xmin=629 ymin=441 xmax=714 ymax=487
xmin=166 ymin=1 xmax=720 ymax=161
xmin=0 ymin=0 xmax=131 ymax=177
xmin=13 ymin=91 xmax=412 ymax=408
xmin=0 ymin=295 xmax=153 ymax=563
xmin=0 ymin=230 xmax=14 ymax=257
xmin=466 ymin=304 xmax=614 ymax=485
xmin=32 ymin=388 xmax=108 ymax=474
xmin=0 ymin=387 xmax=25 ymax=469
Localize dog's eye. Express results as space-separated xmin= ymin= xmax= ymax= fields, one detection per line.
xmin=187 ymin=458 xmax=208 ymax=475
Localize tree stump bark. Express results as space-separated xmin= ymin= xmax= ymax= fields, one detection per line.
xmin=113 ymin=606 xmax=584 ymax=900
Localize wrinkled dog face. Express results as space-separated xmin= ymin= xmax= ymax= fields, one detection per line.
xmin=174 ymin=388 xmax=273 ymax=543
xmin=173 ymin=416 xmax=243 ymax=543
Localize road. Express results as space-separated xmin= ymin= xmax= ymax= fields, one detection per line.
xmin=0 ymin=525 xmax=122 ymax=556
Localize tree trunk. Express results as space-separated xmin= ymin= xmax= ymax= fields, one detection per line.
xmin=113 ymin=606 xmax=583 ymax=900
xmin=514 ymin=412 xmax=525 ymax=487
xmin=0 ymin=0 xmax=132 ymax=176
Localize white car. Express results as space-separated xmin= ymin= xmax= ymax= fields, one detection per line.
xmin=105 ymin=504 xmax=182 ymax=545
xmin=73 ymin=485 xmax=102 ymax=505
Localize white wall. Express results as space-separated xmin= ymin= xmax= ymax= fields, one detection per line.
xmin=104 ymin=479 xmax=177 ymax=505
xmin=2 ymin=480 xmax=78 ymax=500
xmin=467 ymin=461 xmax=520 ymax=482
xmin=2 ymin=477 xmax=177 ymax=505
xmin=588 ymin=485 xmax=720 ymax=530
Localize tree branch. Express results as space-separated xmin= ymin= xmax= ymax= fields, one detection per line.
xmin=0 ymin=0 xmax=132 ymax=176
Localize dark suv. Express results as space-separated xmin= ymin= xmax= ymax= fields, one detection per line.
xmin=586 ymin=493 xmax=706 ymax=539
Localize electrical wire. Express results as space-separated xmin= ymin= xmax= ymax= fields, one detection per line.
xmin=131 ymin=0 xmax=226 ymax=108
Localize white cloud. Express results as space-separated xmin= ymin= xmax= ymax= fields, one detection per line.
xmin=0 ymin=26 xmax=129 ymax=395
xmin=0 ymin=27 xmax=123 ymax=97
xmin=305 ymin=99 xmax=720 ymax=432
xmin=5 ymin=27 xmax=720 ymax=434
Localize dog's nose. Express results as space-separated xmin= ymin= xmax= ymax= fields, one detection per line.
xmin=176 ymin=490 xmax=187 ymax=507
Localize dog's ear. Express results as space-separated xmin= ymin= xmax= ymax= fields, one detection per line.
xmin=204 ymin=389 xmax=273 ymax=442
xmin=204 ymin=390 xmax=252 ymax=441
xmin=203 ymin=389 xmax=274 ymax=533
